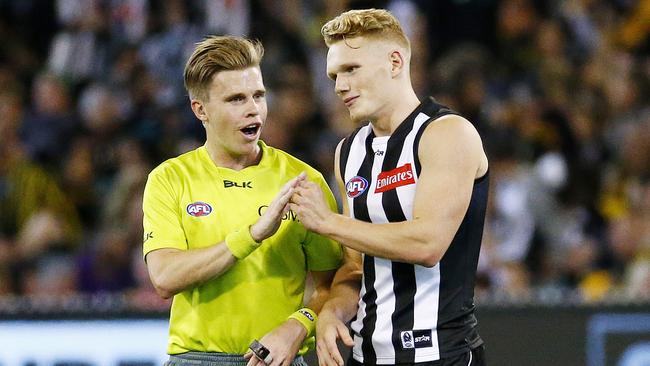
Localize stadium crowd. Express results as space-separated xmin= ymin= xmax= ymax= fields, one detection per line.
xmin=0 ymin=0 xmax=648 ymax=309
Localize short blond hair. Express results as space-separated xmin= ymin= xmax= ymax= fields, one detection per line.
xmin=184 ymin=35 xmax=264 ymax=101
xmin=321 ymin=8 xmax=410 ymax=50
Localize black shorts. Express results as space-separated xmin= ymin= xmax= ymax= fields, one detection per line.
xmin=347 ymin=345 xmax=486 ymax=366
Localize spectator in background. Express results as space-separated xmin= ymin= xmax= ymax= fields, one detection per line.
xmin=77 ymin=229 xmax=135 ymax=293
xmin=262 ymin=62 xmax=331 ymax=173
xmin=76 ymin=138 xmax=150 ymax=294
xmin=0 ymin=87 xmax=81 ymax=295
xmin=61 ymin=83 xmax=128 ymax=229
xmin=603 ymin=118 xmax=650 ymax=300
xmin=139 ymin=0 xmax=202 ymax=108
xmin=479 ymin=139 xmax=535 ymax=297
xmin=20 ymin=73 xmax=79 ymax=171
xmin=48 ymin=0 xmax=109 ymax=82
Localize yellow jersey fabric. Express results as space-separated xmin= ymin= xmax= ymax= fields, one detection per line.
xmin=142 ymin=141 xmax=342 ymax=355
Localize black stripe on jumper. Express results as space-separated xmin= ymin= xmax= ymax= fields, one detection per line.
xmin=355 ymin=130 xmax=378 ymax=364
xmin=384 ymin=116 xmax=417 ymax=363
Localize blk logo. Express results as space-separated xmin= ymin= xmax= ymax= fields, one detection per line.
xmin=143 ymin=232 xmax=153 ymax=243
xmin=345 ymin=176 xmax=368 ymax=198
xmin=224 ymin=180 xmax=252 ymax=188
xmin=186 ymin=202 xmax=212 ymax=217
xmin=375 ymin=150 xmax=385 ymax=156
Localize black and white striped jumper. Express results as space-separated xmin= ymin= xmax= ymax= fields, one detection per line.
xmin=339 ymin=98 xmax=488 ymax=365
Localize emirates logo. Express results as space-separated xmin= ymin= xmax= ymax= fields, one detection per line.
xmin=375 ymin=163 xmax=415 ymax=193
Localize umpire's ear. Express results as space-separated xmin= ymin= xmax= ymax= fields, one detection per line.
xmin=191 ymin=99 xmax=208 ymax=127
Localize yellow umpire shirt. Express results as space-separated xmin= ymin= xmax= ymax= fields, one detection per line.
xmin=142 ymin=141 xmax=342 ymax=355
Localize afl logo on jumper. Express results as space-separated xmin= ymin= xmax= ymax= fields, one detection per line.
xmin=186 ymin=202 xmax=212 ymax=217
xmin=346 ymin=176 xmax=369 ymax=198
xmin=375 ymin=163 xmax=416 ymax=193
xmin=401 ymin=331 xmax=414 ymax=349
xmin=401 ymin=329 xmax=433 ymax=349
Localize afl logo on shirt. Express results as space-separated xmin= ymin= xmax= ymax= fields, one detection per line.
xmin=400 ymin=329 xmax=433 ymax=349
xmin=186 ymin=202 xmax=212 ymax=217
xmin=401 ymin=331 xmax=414 ymax=349
xmin=346 ymin=176 xmax=368 ymax=198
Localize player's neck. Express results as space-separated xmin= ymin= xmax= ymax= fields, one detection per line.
xmin=372 ymin=89 xmax=420 ymax=137
xmin=205 ymin=142 xmax=262 ymax=171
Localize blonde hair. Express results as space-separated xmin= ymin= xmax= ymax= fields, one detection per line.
xmin=321 ymin=8 xmax=410 ymax=50
xmin=184 ymin=35 xmax=264 ymax=101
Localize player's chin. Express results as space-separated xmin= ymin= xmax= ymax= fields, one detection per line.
xmin=349 ymin=113 xmax=367 ymax=125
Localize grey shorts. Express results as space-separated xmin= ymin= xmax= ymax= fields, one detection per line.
xmin=165 ymin=352 xmax=309 ymax=366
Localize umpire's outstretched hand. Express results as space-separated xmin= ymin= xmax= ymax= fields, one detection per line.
xmin=250 ymin=173 xmax=307 ymax=242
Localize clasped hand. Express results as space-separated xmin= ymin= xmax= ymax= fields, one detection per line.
xmin=289 ymin=178 xmax=333 ymax=235
xmin=250 ymin=173 xmax=306 ymax=242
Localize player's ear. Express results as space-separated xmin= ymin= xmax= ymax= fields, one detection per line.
xmin=191 ymin=99 xmax=208 ymax=126
xmin=389 ymin=50 xmax=405 ymax=77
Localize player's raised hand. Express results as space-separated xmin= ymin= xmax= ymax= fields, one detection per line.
xmin=250 ymin=173 xmax=306 ymax=242
xmin=290 ymin=179 xmax=333 ymax=234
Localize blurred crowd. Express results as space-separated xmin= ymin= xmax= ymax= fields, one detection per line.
xmin=0 ymin=0 xmax=648 ymax=308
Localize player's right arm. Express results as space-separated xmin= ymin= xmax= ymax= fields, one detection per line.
xmin=316 ymin=140 xmax=362 ymax=366
xmin=144 ymin=171 xmax=304 ymax=299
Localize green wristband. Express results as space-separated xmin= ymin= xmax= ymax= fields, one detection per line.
xmin=225 ymin=226 xmax=260 ymax=259
xmin=288 ymin=307 xmax=317 ymax=338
